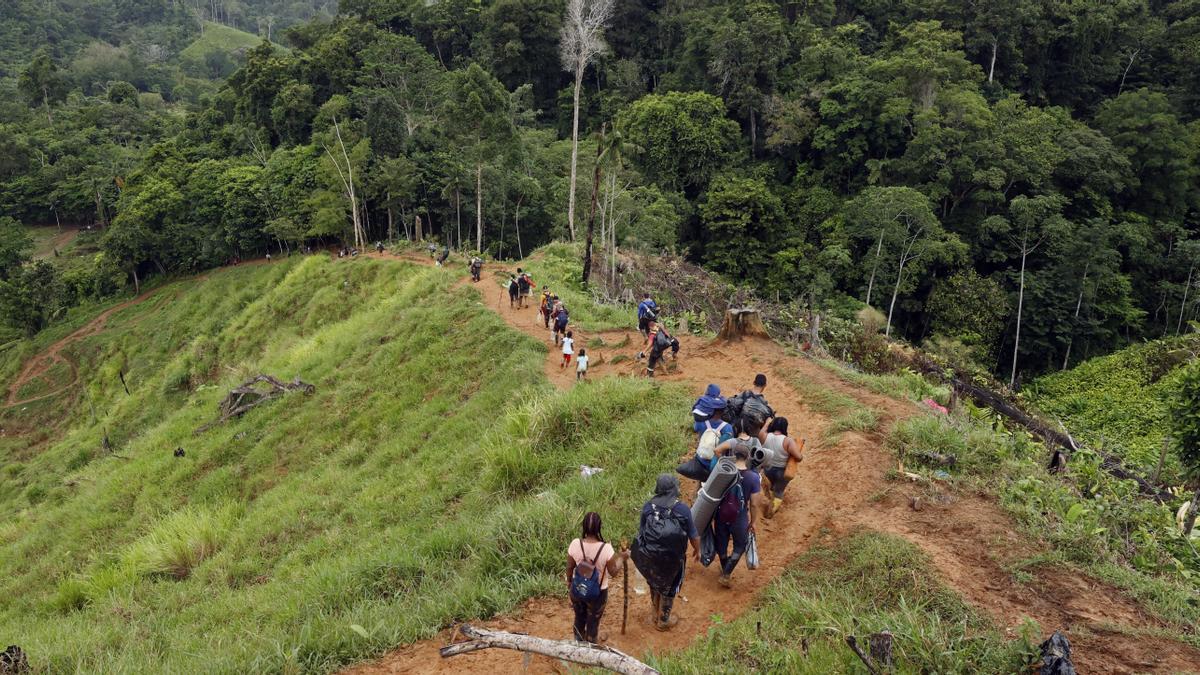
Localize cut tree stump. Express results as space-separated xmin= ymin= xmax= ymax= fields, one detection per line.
xmin=195 ymin=375 xmax=314 ymax=434
xmin=439 ymin=625 xmax=659 ymax=675
xmin=718 ymin=308 xmax=769 ymax=341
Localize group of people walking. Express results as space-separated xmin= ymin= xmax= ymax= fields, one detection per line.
xmin=564 ymin=372 xmax=806 ymax=641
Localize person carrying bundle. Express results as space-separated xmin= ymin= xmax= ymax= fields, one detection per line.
xmin=708 ymin=444 xmax=763 ymax=587
xmin=469 ymin=256 xmax=483 ymax=282
xmin=515 ymin=268 xmax=534 ymax=308
xmin=631 ymin=475 xmax=700 ymax=631
xmin=725 ymin=374 xmax=775 ymax=432
xmin=639 ymin=320 xmax=679 ymax=378
xmin=762 ymin=417 xmax=805 ymax=518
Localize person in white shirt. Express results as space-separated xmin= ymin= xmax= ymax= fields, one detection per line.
xmin=561 ymin=331 xmax=575 ymax=368
xmin=576 ymin=348 xmax=589 ymax=380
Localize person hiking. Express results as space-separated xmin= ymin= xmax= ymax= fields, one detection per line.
xmin=427 ymin=242 xmax=437 ymax=258
xmin=507 ymin=274 xmax=519 ymax=308
xmin=576 ymin=348 xmax=589 ymax=380
xmin=515 ymin=268 xmax=533 ymax=308
xmin=639 ymin=320 xmax=679 ymax=378
xmin=469 ymin=256 xmax=483 ymax=282
xmin=691 ymin=384 xmax=727 ymax=425
xmin=726 ymin=374 xmax=775 ymax=432
xmin=710 ymin=444 xmax=763 ymax=587
xmin=566 ymin=512 xmax=628 ymax=643
xmin=539 ymin=286 xmax=553 ymax=327
xmin=677 ymin=401 xmax=735 ymax=481
xmin=437 ymin=245 xmax=450 ymax=266
xmin=561 ymin=330 xmax=575 ymax=368
xmin=637 ymin=293 xmax=659 ymax=336
xmin=553 ymin=302 xmax=570 ymax=346
xmin=375 ymin=241 xmax=384 ymax=254
xmin=631 ymin=474 xmax=701 ymax=631
xmin=762 ymin=417 xmax=805 ymax=518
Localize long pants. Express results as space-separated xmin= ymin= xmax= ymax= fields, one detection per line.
xmin=713 ymin=516 xmax=750 ymax=576
xmin=571 ymin=589 xmax=608 ymax=643
xmin=764 ymin=466 xmax=792 ymax=498
xmin=649 ymin=562 xmax=685 ymax=621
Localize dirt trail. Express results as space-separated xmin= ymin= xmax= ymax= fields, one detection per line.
xmin=345 ymin=256 xmax=1200 ymax=675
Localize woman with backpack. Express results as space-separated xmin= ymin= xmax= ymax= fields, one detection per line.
xmin=762 ymin=417 xmax=805 ymax=518
xmin=566 ymin=512 xmax=628 ymax=643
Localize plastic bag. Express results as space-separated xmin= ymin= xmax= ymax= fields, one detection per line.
xmin=746 ymin=533 xmax=759 ymax=570
xmin=699 ymin=526 xmax=716 ymax=567
xmin=1039 ymin=631 xmax=1076 ymax=675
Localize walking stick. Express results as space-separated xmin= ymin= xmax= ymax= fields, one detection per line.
xmin=621 ymin=538 xmax=629 ymax=635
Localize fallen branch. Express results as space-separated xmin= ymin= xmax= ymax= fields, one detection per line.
xmin=439 ymin=625 xmax=659 ymax=675
xmin=195 ymin=375 xmax=314 ymax=434
xmin=846 ymin=635 xmax=880 ymax=675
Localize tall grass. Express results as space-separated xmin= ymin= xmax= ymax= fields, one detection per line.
xmin=655 ymin=531 xmax=1038 ymax=674
xmin=0 ymin=255 xmax=692 ymax=672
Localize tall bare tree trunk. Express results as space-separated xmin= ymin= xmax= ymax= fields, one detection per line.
xmin=885 ymin=233 xmax=918 ymax=338
xmin=455 ymin=188 xmax=462 ymax=250
xmin=1178 ymin=264 xmax=1194 ymax=335
xmin=566 ymin=65 xmax=584 ymax=242
xmin=1010 ymin=238 xmax=1029 ymax=389
xmin=475 ymin=163 xmax=483 ymax=253
xmin=582 ymin=126 xmax=605 ymax=284
xmin=865 ymin=227 xmax=886 ymax=308
xmin=1062 ymin=262 xmax=1089 ymax=370
xmin=988 ymin=40 xmax=997 ymax=83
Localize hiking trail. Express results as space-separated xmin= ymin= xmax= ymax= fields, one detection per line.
xmin=344 ymin=253 xmax=1200 ymax=675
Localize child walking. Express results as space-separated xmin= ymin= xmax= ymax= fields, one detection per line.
xmin=561 ymin=331 xmax=575 ymax=368
xmin=576 ymin=348 xmax=589 ymax=380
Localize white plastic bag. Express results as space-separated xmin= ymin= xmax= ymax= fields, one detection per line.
xmin=746 ymin=533 xmax=760 ymax=570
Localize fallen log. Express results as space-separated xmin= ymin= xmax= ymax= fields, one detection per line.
xmin=439 ymin=625 xmax=659 ymax=675
xmin=718 ymin=308 xmax=769 ymax=341
xmin=902 ymin=354 xmax=1173 ymax=503
xmin=195 ymin=375 xmax=315 ymax=434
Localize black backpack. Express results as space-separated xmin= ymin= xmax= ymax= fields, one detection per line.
xmin=517 ymin=275 xmax=530 ymax=291
xmin=727 ymin=391 xmax=774 ymax=429
xmin=653 ymin=329 xmax=672 ymax=351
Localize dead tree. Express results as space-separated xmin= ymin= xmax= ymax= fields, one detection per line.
xmin=718 ymin=308 xmax=769 ymax=341
xmin=195 ymin=375 xmax=314 ymax=434
xmin=440 ymin=625 xmax=658 ymax=675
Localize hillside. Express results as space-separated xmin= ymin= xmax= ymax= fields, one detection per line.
xmin=5 ymin=247 xmax=1198 ymax=673
xmin=179 ymin=22 xmax=277 ymax=78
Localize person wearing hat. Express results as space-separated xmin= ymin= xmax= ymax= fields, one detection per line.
xmin=711 ymin=443 xmax=763 ymax=588
xmin=691 ymin=383 xmax=727 ymax=426
xmin=632 ymin=474 xmax=701 ymax=631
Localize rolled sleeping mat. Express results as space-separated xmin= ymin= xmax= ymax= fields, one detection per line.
xmin=691 ymin=456 xmax=739 ymax=532
xmin=749 ymin=446 xmax=777 ymax=471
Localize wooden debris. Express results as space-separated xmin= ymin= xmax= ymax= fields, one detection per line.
xmin=195 ymin=375 xmax=314 ymax=434
xmin=846 ymin=631 xmax=894 ymax=675
xmin=440 ymin=625 xmax=659 ymax=675
xmin=718 ymin=308 xmax=769 ymax=341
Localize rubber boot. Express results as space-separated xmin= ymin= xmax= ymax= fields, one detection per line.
xmin=650 ymin=590 xmax=661 ymax=624
xmin=771 ymin=497 xmax=783 ymax=517
xmin=656 ymin=596 xmax=678 ymax=631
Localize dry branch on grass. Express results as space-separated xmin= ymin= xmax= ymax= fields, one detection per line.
xmin=195 ymin=375 xmax=314 ymax=434
xmin=440 ymin=625 xmax=659 ymax=675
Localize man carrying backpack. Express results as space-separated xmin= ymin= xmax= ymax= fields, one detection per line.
xmin=631 ymin=474 xmax=701 ymax=631
xmin=637 ymin=293 xmax=658 ymax=336
xmin=553 ymin=302 xmax=570 ymax=345
xmin=437 ymin=245 xmax=450 ymax=266
xmin=725 ymin=374 xmax=775 ymax=431
xmin=710 ymin=444 xmax=763 ymax=587
xmin=639 ymin=320 xmax=680 ymax=377
xmin=539 ymin=287 xmax=553 ymax=327
xmin=515 ymin=268 xmax=533 ymax=308
xmin=507 ymin=274 xmax=519 ymax=308
xmin=469 ymin=256 xmax=483 ymax=282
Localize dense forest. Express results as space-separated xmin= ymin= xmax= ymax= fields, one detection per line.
xmin=0 ymin=0 xmax=1198 ymax=383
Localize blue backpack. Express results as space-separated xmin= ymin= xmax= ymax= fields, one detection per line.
xmin=570 ymin=541 xmax=605 ymax=601
xmin=556 ymin=309 xmax=569 ymax=328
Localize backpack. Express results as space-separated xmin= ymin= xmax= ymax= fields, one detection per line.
xmin=637 ymin=503 xmax=689 ymax=557
xmin=518 ymin=275 xmax=530 ymax=291
xmin=727 ymin=392 xmax=774 ymax=430
xmin=717 ymin=472 xmax=746 ymax=524
xmin=696 ymin=420 xmax=723 ymax=461
xmin=555 ymin=309 xmax=569 ymax=328
xmin=653 ymin=329 xmax=672 ymax=352
xmin=570 ymin=540 xmax=606 ymax=601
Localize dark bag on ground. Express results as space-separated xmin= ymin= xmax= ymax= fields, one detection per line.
xmin=631 ymin=503 xmax=688 ymax=592
xmin=1039 ymin=631 xmax=1076 ymax=675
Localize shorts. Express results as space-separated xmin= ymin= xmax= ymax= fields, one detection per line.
xmin=555 ymin=323 xmax=567 ymax=334
xmin=638 ymin=316 xmax=650 ymax=333
xmin=563 ymin=353 xmax=572 ymax=364
xmin=764 ymin=465 xmax=792 ymax=498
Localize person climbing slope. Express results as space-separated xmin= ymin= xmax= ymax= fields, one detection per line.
xmin=726 ymin=374 xmax=775 ymax=431
xmin=437 ymin=245 xmax=450 ymax=266
xmin=515 ymin=268 xmax=533 ymax=308
xmin=507 ymin=274 xmax=519 ymax=308
xmin=639 ymin=320 xmax=679 ymax=378
xmin=553 ymin=302 xmax=570 ymax=346
xmin=576 ymin=348 xmax=588 ymax=380
xmin=631 ymin=474 xmax=701 ymax=631
xmin=762 ymin=417 xmax=805 ymax=518
xmin=677 ymin=401 xmax=734 ymax=481
xmin=539 ymin=286 xmax=553 ymax=328
xmin=691 ymin=384 xmax=727 ymax=425
xmin=566 ymin=512 xmax=628 ymax=644
xmin=709 ymin=444 xmax=763 ymax=587
xmin=637 ymin=293 xmax=658 ymax=336
xmin=561 ymin=330 xmax=575 ymax=368
xmin=469 ymin=256 xmax=483 ymax=282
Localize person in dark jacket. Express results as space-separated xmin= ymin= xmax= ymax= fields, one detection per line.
xmin=634 ymin=474 xmax=701 ymax=631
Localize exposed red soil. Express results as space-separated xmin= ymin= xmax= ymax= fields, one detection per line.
xmin=346 ymin=254 xmax=1200 ymax=675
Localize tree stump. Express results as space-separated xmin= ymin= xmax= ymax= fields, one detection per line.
xmin=718 ymin=308 xmax=769 ymax=341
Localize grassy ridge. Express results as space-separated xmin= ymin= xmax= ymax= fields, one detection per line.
xmin=0 ymin=255 xmax=691 ymax=672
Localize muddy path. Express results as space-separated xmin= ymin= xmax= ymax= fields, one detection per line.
xmin=347 ymin=255 xmax=1200 ymax=674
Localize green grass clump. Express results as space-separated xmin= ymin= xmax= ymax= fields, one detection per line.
xmin=1026 ymin=335 xmax=1200 ymax=478
xmin=655 ymin=531 xmax=1039 ymax=674
xmin=0 ymin=255 xmax=693 ymax=672
xmin=180 ymin=22 xmax=265 ymax=66
xmin=818 ymin=359 xmax=951 ymax=405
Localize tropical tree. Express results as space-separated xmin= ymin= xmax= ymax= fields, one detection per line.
xmin=560 ymin=0 xmax=614 ymax=242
